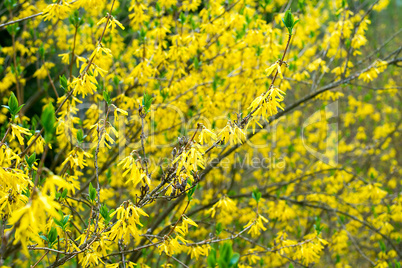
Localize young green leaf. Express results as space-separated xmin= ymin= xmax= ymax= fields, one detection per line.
xmin=41 ymin=103 xmax=56 ymax=143
xmin=100 ymin=204 xmax=113 ymax=224
xmin=88 ymin=182 xmax=97 ymax=202
xmin=215 ymin=222 xmax=223 ymax=235
xmin=103 ymin=90 xmax=112 ymax=106
xmin=142 ymin=92 xmax=153 ymax=113
xmin=8 ymin=92 xmax=18 ymax=114
xmin=252 ymin=188 xmax=261 ymax=203
xmin=61 ymin=188 xmax=68 ymax=199
xmin=282 ymin=9 xmax=298 ymax=34
xmin=207 ymin=248 xmax=217 ymax=268
xmin=76 ymin=129 xmax=86 ymax=143
xmin=229 ymin=253 xmax=240 ymax=267
xmin=3 ymin=92 xmax=24 ymax=120
xmin=47 ymin=227 xmax=58 ymax=247
xmin=186 ymin=180 xmax=195 ymax=201
xmin=60 ymin=75 xmax=68 ymax=90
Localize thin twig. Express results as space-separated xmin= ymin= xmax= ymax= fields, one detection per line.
xmin=0 ymin=12 xmax=43 ymax=29
xmin=166 ymin=201 xmax=190 ymax=237
xmin=30 ymin=249 xmax=49 ymax=268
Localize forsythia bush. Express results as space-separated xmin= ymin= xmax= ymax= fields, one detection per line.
xmin=0 ymin=0 xmax=401 ymax=267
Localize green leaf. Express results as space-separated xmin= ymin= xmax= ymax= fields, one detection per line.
xmin=25 ymin=153 xmax=36 ymax=169
xmin=4 ymin=92 xmax=24 ymax=120
xmin=252 ymin=188 xmax=261 ymax=203
xmin=14 ymin=104 xmax=24 ymax=115
xmin=142 ymin=92 xmax=153 ymax=113
xmin=103 ymin=90 xmax=112 ymax=106
xmin=225 ymin=244 xmax=232 ymax=264
xmin=39 ymin=45 xmax=45 ymax=59
xmin=379 ymin=240 xmax=386 ymax=252
xmin=207 ymin=248 xmax=217 ymax=267
xmin=8 ymin=92 xmax=18 ymax=113
xmin=314 ymin=216 xmax=324 ymax=234
xmin=215 ymin=222 xmax=223 ymax=236
xmin=89 ymin=182 xmax=97 ymax=201
xmin=229 ymin=253 xmax=240 ymax=267
xmin=219 ymin=242 xmax=232 ymax=264
xmin=53 ymin=218 xmax=62 ymax=228
xmin=48 ymin=227 xmax=58 ymax=247
xmin=61 ymin=188 xmax=68 ymax=199
xmin=283 ymin=9 xmax=294 ymax=28
xmin=100 ymin=204 xmax=113 ymax=224
xmin=100 ymin=204 xmax=108 ymax=219
xmin=186 ymin=179 xmax=196 ymax=201
xmin=282 ymin=9 xmax=297 ymax=34
xmin=69 ymin=10 xmax=84 ymax=27
xmin=6 ymin=23 xmax=19 ymax=35
xmin=218 ymin=259 xmax=229 ymax=268
xmin=41 ymin=103 xmax=56 ymax=143
xmin=139 ymin=28 xmax=147 ymax=41
xmin=76 ymin=129 xmax=85 ymax=143
xmin=155 ymin=3 xmax=161 ymax=13
xmin=113 ymin=76 xmax=120 ymax=87
xmin=179 ymin=12 xmax=186 ymax=23
xmin=5 ymin=0 xmax=18 ymax=10
xmin=39 ymin=234 xmax=48 ymax=242
xmin=62 ymin=215 xmax=70 ymax=226
xmin=60 ymin=75 xmax=68 ymax=90
xmin=193 ymin=57 xmax=201 ymax=70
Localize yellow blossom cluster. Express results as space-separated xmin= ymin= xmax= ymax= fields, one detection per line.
xmin=0 ymin=0 xmax=401 ymax=267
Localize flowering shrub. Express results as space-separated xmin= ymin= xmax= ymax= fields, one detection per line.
xmin=0 ymin=0 xmax=401 ymax=267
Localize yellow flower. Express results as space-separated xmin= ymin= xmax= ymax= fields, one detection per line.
xmin=218 ymin=122 xmax=246 ymax=146
xmin=266 ymin=61 xmax=285 ymax=78
xmin=79 ymin=251 xmax=105 ymax=268
xmin=158 ymin=236 xmax=187 ymax=256
xmin=58 ymin=52 xmax=70 ymax=64
xmin=10 ymin=124 xmax=32 ymax=145
xmin=177 ymin=215 xmax=198 ymax=235
xmin=118 ymin=155 xmax=149 ymax=188
xmin=108 ymin=203 xmax=149 ymax=243
xmin=244 ymin=215 xmax=269 ymax=238
xmin=198 ymin=127 xmax=217 ymax=144
xmin=71 ymin=74 xmax=98 ymax=98
xmin=182 ymin=0 xmax=201 ymax=11
xmin=187 ymin=244 xmax=210 ymax=260
xmin=113 ymin=105 xmax=129 ymax=124
xmin=208 ymin=196 xmax=237 ymax=218
xmin=97 ymin=16 xmax=125 ymax=31
xmin=33 ymin=62 xmax=55 ymax=79
xmin=42 ymin=1 xmax=71 ymax=21
xmin=173 ymin=144 xmax=205 ymax=177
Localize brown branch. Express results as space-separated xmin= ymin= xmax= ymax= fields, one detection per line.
xmin=0 ymin=12 xmax=43 ymax=29
xmin=30 ymin=249 xmax=49 ymax=268
xmin=0 ymin=0 xmax=79 ymax=29
xmin=166 ymin=201 xmax=190 ymax=237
